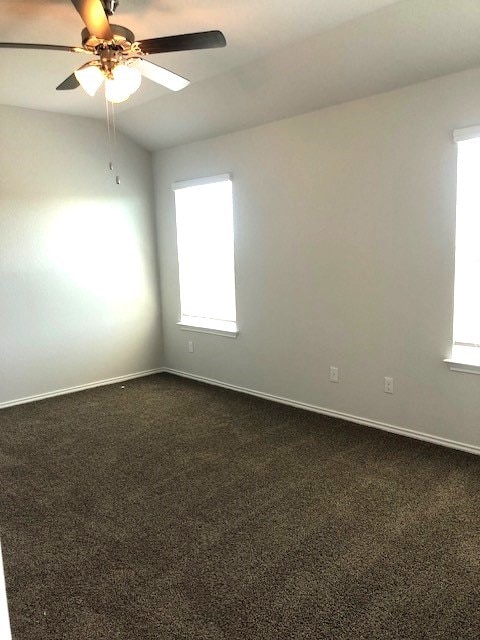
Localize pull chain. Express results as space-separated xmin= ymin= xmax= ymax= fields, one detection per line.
xmin=105 ymin=93 xmax=112 ymax=171
xmin=105 ymin=94 xmax=120 ymax=185
xmin=111 ymin=102 xmax=120 ymax=185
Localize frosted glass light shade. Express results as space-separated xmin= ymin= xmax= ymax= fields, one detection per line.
xmin=104 ymin=78 xmax=131 ymax=103
xmin=113 ymin=65 xmax=142 ymax=94
xmin=105 ymin=64 xmax=142 ymax=103
xmin=75 ymin=64 xmax=104 ymax=96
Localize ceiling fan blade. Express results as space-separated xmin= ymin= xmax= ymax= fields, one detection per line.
xmin=0 ymin=42 xmax=86 ymax=52
xmin=136 ymin=30 xmax=226 ymax=55
xmin=131 ymin=58 xmax=190 ymax=92
xmin=70 ymin=0 xmax=113 ymax=40
xmin=56 ymin=74 xmax=81 ymax=91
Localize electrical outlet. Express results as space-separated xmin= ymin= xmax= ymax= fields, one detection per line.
xmin=330 ymin=366 xmax=339 ymax=383
xmin=188 ymin=341 xmax=194 ymax=353
xmin=384 ymin=376 xmax=394 ymax=394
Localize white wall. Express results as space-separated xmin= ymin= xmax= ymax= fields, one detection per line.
xmin=154 ymin=66 xmax=480 ymax=451
xmin=0 ymin=105 xmax=162 ymax=405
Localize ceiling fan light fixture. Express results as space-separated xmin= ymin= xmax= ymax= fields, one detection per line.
xmin=75 ymin=63 xmax=104 ymax=96
xmin=115 ymin=63 xmax=142 ymax=93
xmin=1 ymin=0 xmax=227 ymax=102
xmin=105 ymin=64 xmax=141 ymax=103
xmin=104 ymin=77 xmax=130 ymax=103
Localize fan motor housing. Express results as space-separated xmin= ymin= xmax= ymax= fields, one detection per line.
xmin=81 ymin=24 xmax=135 ymax=51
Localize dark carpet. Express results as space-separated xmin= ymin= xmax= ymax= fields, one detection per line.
xmin=1 ymin=373 xmax=480 ymax=639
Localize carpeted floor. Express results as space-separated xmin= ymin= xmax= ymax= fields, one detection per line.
xmin=1 ymin=373 xmax=480 ymax=639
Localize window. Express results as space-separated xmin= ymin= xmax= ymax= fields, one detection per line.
xmin=449 ymin=127 xmax=480 ymax=368
xmin=173 ymin=174 xmax=237 ymax=336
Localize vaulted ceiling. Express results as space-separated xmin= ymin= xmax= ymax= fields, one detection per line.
xmin=2 ymin=0 xmax=480 ymax=149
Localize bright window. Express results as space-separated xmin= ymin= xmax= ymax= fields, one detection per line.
xmin=452 ymin=127 xmax=480 ymax=364
xmin=173 ymin=174 xmax=237 ymax=335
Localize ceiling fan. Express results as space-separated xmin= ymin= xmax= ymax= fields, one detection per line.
xmin=0 ymin=0 xmax=227 ymax=103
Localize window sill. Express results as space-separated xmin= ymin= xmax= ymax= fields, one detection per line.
xmin=177 ymin=322 xmax=238 ymax=338
xmin=444 ymin=358 xmax=480 ymax=375
xmin=444 ymin=346 xmax=480 ymax=374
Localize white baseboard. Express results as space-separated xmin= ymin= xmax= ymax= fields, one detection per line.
xmin=162 ymin=368 xmax=480 ymax=457
xmin=0 ymin=368 xmax=163 ymax=410
xmin=3 ymin=365 xmax=478 ymax=458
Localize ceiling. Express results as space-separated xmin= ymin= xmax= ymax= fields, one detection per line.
xmin=2 ymin=0 xmax=480 ymax=149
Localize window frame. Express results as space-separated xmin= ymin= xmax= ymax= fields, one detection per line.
xmin=172 ymin=173 xmax=238 ymax=338
xmin=444 ymin=125 xmax=480 ymax=373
